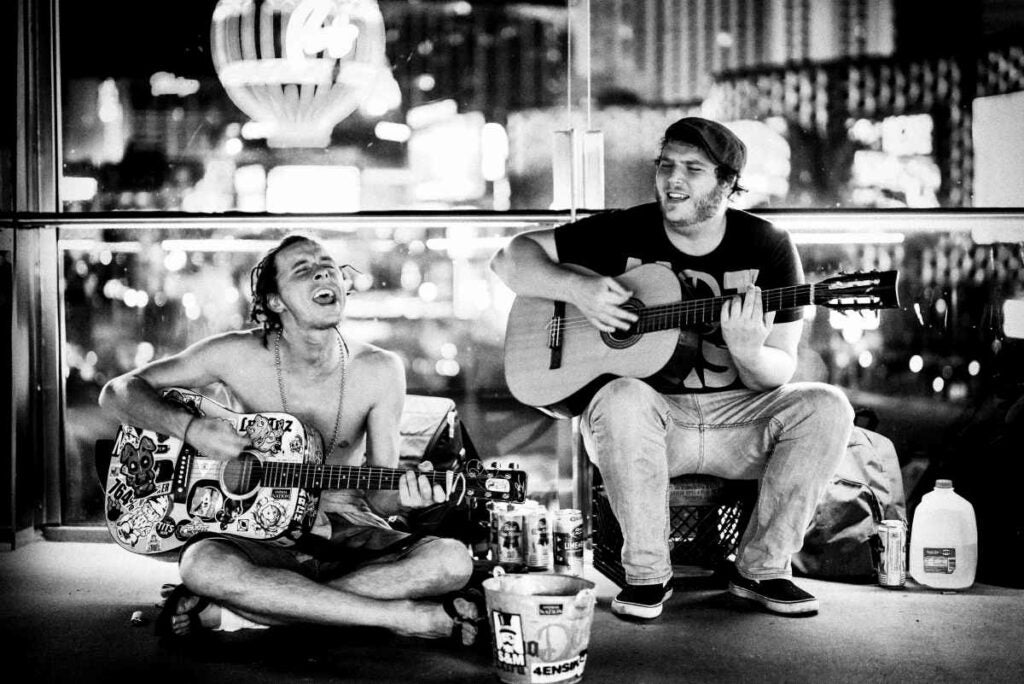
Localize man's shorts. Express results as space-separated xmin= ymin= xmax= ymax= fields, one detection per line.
xmin=178 ymin=513 xmax=436 ymax=583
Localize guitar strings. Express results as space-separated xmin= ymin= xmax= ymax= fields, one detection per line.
xmin=255 ymin=461 xmax=452 ymax=488
xmin=508 ymin=283 xmax=822 ymax=338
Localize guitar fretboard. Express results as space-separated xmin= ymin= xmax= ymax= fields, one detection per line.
xmin=634 ymin=283 xmax=815 ymax=333
xmin=272 ymin=462 xmax=450 ymax=490
xmin=221 ymin=459 xmax=452 ymax=491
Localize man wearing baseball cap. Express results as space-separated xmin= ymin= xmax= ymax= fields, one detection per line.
xmin=490 ymin=117 xmax=852 ymax=619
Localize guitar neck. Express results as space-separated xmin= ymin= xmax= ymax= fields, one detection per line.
xmin=635 ymin=283 xmax=814 ymax=333
xmin=256 ymin=461 xmax=448 ymax=491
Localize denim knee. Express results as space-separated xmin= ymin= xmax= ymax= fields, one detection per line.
xmin=789 ymin=382 xmax=854 ymax=428
xmin=586 ymin=378 xmax=664 ymax=429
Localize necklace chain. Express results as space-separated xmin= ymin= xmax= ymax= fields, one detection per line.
xmin=274 ymin=328 xmax=347 ymax=456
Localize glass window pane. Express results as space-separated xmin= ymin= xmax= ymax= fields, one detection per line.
xmin=58 ymin=0 xmax=569 ymax=213
xmin=59 ymin=2 xmax=1024 ymax=213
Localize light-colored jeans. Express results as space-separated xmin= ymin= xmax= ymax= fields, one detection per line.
xmin=581 ymin=378 xmax=853 ymax=585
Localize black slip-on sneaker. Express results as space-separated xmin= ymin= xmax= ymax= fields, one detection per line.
xmin=610 ymin=581 xmax=674 ymax=620
xmin=728 ymin=566 xmax=819 ymax=616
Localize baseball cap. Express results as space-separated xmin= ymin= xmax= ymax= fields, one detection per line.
xmin=663 ymin=117 xmax=747 ymax=175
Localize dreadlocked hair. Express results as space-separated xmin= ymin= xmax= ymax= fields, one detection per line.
xmin=249 ymin=234 xmax=318 ymax=346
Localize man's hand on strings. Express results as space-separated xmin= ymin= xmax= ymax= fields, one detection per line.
xmin=186 ymin=416 xmax=250 ymax=461
xmin=399 ymin=461 xmax=447 ymax=509
xmin=720 ymin=284 xmax=776 ymax=361
xmin=569 ymin=274 xmax=637 ymax=333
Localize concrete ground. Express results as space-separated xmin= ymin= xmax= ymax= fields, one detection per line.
xmin=2 ymin=538 xmax=1023 ymax=683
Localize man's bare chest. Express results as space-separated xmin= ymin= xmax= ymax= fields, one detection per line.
xmin=219 ymin=360 xmax=365 ymax=459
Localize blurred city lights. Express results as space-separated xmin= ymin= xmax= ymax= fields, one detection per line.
xmin=134 ymin=342 xmax=156 ymax=367
xmin=968 ymin=360 xmax=981 ymax=376
xmin=858 ymin=351 xmax=874 ymax=368
xmin=418 ymin=282 xmax=439 ymax=302
xmin=164 ymin=250 xmax=188 ymax=272
xmin=909 ymin=355 xmax=924 ymax=373
xmin=375 ymin=121 xmax=412 ymax=143
xmin=62 ymin=177 xmax=98 ymax=202
xmin=223 ymin=137 xmax=244 ymax=155
xmin=435 ymin=359 xmax=460 ymax=376
xmin=480 ymin=123 xmax=509 ymax=182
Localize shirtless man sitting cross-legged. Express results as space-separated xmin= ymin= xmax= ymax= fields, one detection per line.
xmin=99 ymin=234 xmax=484 ymax=646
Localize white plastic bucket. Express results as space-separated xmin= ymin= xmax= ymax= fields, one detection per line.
xmin=482 ymin=572 xmax=597 ymax=684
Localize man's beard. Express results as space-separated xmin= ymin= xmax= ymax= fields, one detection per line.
xmin=662 ymin=182 xmax=729 ymax=228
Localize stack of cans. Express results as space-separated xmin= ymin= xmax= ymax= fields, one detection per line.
xmin=488 ymin=501 xmax=572 ymax=573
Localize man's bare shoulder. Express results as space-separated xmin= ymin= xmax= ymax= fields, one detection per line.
xmin=347 ymin=338 xmax=403 ymax=376
xmin=183 ymin=329 xmax=268 ymax=364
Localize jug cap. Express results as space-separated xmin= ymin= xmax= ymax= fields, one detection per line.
xmin=935 ymin=479 xmax=953 ymax=489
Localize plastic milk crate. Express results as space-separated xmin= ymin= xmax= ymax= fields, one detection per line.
xmin=591 ymin=473 xmax=757 ymax=587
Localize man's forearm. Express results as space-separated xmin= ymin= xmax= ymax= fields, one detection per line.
xmin=99 ymin=375 xmax=193 ymax=440
xmin=368 ymin=490 xmax=402 ymax=518
xmin=491 ymin=235 xmax=578 ymax=297
xmin=732 ymin=346 xmax=797 ymax=391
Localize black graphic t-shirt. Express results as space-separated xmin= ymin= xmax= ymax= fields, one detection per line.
xmin=553 ymin=202 xmax=804 ymax=394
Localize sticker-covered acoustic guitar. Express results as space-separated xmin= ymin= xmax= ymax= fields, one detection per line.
xmin=104 ymin=388 xmax=527 ymax=554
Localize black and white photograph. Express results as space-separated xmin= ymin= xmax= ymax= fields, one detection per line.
xmin=2 ymin=1 xmax=1024 ymax=681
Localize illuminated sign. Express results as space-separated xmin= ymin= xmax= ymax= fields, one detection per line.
xmin=211 ymin=0 xmax=399 ymax=148
xmin=150 ymin=72 xmax=200 ymax=98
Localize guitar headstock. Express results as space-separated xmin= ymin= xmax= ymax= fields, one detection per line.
xmin=460 ymin=460 xmax=528 ymax=504
xmin=814 ymin=270 xmax=900 ymax=312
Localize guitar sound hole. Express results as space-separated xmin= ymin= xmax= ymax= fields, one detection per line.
xmin=602 ymin=298 xmax=642 ymax=348
xmin=220 ymin=451 xmax=263 ymax=499
xmin=608 ymin=326 xmax=636 ymax=342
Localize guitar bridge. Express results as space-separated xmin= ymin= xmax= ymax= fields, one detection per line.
xmin=547 ymin=301 xmax=565 ymax=370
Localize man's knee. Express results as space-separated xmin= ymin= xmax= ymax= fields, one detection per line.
xmin=178 ymin=538 xmax=247 ymax=597
xmin=415 ymin=537 xmax=473 ymax=587
xmin=586 ymin=378 xmax=664 ymax=430
xmin=789 ymin=382 xmax=854 ymax=427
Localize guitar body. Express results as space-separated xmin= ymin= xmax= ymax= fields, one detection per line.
xmin=104 ymin=388 xmax=324 ymax=555
xmin=504 ymin=264 xmax=682 ymax=417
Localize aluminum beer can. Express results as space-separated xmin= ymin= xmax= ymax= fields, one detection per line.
xmin=553 ymin=508 xmax=584 ymax=576
xmin=524 ymin=504 xmax=553 ymax=571
xmin=494 ymin=504 xmax=525 ymax=569
xmin=877 ymin=519 xmax=907 ymax=588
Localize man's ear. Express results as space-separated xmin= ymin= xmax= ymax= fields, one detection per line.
xmin=267 ymin=293 xmax=285 ymax=313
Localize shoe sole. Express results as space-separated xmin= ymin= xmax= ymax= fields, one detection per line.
xmin=728 ymin=583 xmax=819 ymax=616
xmin=611 ymin=588 xmax=674 ymax=620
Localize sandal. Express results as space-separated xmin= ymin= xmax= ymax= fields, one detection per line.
xmin=155 ymin=583 xmax=211 ymax=640
xmin=441 ymin=587 xmax=489 ymax=649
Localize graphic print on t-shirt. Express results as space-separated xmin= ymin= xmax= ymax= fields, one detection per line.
xmin=652 ymin=266 xmax=759 ymax=392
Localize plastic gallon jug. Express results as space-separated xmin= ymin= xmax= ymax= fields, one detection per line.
xmin=908 ymin=479 xmax=978 ymax=590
